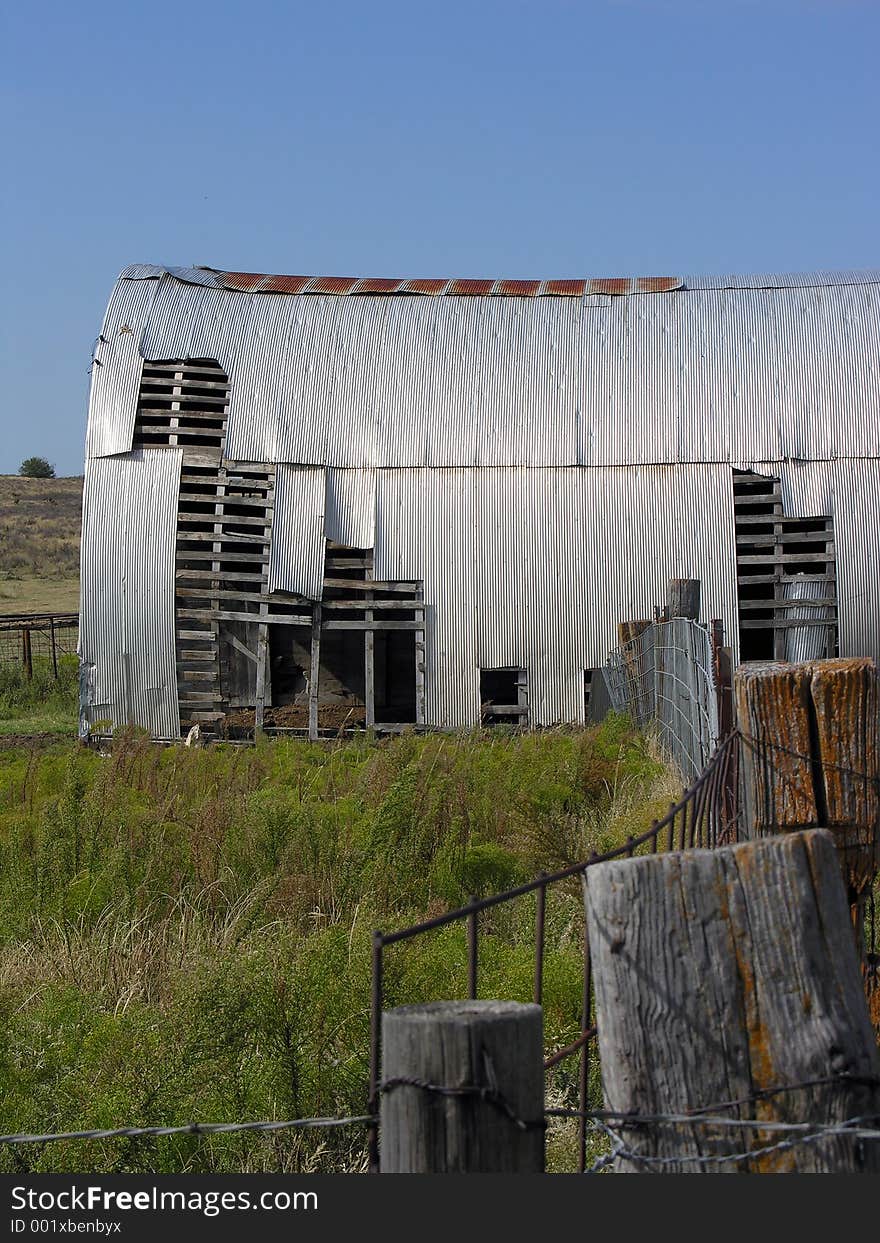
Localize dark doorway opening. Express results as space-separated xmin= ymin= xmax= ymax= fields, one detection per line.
xmin=480 ymin=668 xmax=528 ymax=727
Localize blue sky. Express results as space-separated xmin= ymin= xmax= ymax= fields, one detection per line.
xmin=1 ymin=0 xmax=878 ymax=476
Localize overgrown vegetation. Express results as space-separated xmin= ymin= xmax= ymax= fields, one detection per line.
xmin=0 ymin=475 xmax=82 ymax=614
xmin=0 ymin=719 xmax=678 ymax=1172
xmin=0 ymin=656 xmax=79 ymax=736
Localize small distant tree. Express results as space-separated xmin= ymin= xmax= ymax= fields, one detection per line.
xmin=19 ymin=457 xmax=55 ymax=479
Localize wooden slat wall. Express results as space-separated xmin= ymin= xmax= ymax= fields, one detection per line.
xmin=734 ymin=470 xmax=837 ymax=661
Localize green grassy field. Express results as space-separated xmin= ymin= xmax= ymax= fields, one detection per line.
xmin=0 ymin=475 xmax=82 ymax=615
xmin=0 ymin=716 xmax=679 ymax=1173
xmin=0 ymin=656 xmax=80 ymax=738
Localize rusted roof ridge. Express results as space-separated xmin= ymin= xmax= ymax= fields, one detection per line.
xmin=214 ymin=271 xmax=684 ymax=297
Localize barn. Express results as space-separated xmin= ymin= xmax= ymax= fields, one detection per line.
xmin=79 ymin=265 xmax=880 ymax=741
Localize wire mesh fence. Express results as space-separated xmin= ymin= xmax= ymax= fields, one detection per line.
xmin=604 ymin=617 xmax=721 ymax=781
xmin=369 ymin=730 xmax=742 ymax=1173
xmin=0 ymin=613 xmax=78 ymax=678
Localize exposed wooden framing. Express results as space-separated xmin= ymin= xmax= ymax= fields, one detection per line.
xmin=254 ymin=623 xmax=269 ymax=735
xmin=226 ymin=634 xmax=260 ymax=664
xmin=321 ymin=598 xmax=432 ymax=611
xmin=309 ymin=604 xmax=322 ymax=742
xmin=176 ymin=569 xmax=268 ymax=584
xmin=321 ymin=577 xmax=421 ymax=593
xmin=516 ymin=669 xmax=529 ymax=723
xmin=364 ymin=553 xmax=375 ymax=729
xmin=322 ymin=620 xmax=424 ymax=631
xmin=177 ymin=492 xmax=275 ymax=510
xmin=180 ymin=449 xmax=223 ymax=466
xmin=415 ymin=587 xmax=426 ymax=727
xmin=733 ymin=470 xmax=837 ymax=662
xmin=178 ymin=608 xmax=310 ymax=625
xmin=739 ymin=596 xmax=837 ymax=611
xmin=480 ymin=667 xmax=529 ymax=727
xmin=176 ymin=587 xmax=288 ymax=606
xmin=178 ymin=511 xmax=269 ymax=528
xmin=177 ymin=530 xmax=270 ymax=546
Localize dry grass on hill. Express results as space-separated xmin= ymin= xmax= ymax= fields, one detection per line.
xmin=0 ymin=475 xmax=82 ymax=614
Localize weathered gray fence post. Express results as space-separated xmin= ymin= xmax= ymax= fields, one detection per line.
xmin=380 ymin=1000 xmax=544 ymax=1173
xmin=584 ymin=829 xmax=880 ymax=1172
xmin=667 ymin=578 xmax=700 ymax=620
xmin=21 ymin=626 xmax=33 ymax=681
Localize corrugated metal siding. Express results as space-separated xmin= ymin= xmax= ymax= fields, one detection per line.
xmin=782 ymin=577 xmax=834 ymax=662
xmin=92 ymin=271 xmax=880 ymax=469
xmin=79 ymin=449 xmax=181 ymax=737
xmin=325 ymin=469 xmax=375 ymax=548
xmin=831 ymin=458 xmax=880 ymax=665
xmin=374 ymin=464 xmax=737 ymax=728
xmin=268 ymin=466 xmax=326 ymax=599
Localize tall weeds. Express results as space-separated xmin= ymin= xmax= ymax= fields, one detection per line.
xmin=0 ymin=718 xmax=678 ymax=1172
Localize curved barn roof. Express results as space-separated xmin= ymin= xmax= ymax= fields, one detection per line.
xmin=87 ymin=265 xmax=880 ymax=467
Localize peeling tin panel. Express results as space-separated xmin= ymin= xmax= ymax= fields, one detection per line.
xmin=637 ymin=276 xmax=683 ymax=294
xmin=79 ymin=449 xmax=181 ymax=737
xmin=325 ymin=468 xmax=375 ymax=548
xmin=374 ymin=464 xmax=738 ymax=727
xmin=269 ymin=466 xmax=326 ymax=599
xmin=85 ymin=277 xmax=159 ymax=458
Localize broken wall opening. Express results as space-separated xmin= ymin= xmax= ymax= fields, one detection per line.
xmin=734 ymin=469 xmax=838 ymax=662
xmin=480 ymin=668 xmax=528 ymax=727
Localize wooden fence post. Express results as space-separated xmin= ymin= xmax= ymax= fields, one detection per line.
xmin=49 ymin=616 xmax=58 ymax=680
xmin=584 ymin=829 xmax=880 ymax=1172
xmin=667 ymin=579 xmax=701 ymax=620
xmin=21 ymin=626 xmax=33 ymax=681
xmin=380 ymin=1000 xmax=544 ymax=1173
xmin=735 ymin=658 xmax=880 ymax=922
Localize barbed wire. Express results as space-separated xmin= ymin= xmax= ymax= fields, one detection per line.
xmin=0 ymin=1114 xmax=375 ymax=1147
xmin=587 ymin=1114 xmax=880 ymax=1171
xmin=381 ymin=1077 xmax=547 ymax=1132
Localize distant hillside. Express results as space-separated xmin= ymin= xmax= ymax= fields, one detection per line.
xmin=0 ymin=476 xmax=83 ymax=614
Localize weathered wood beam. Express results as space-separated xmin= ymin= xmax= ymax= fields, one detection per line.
xmin=585 ymin=829 xmax=880 ymax=1173
xmin=381 ymin=1001 xmax=544 ymax=1173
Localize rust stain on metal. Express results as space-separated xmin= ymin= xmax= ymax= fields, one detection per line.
xmin=304 ymin=276 xmax=359 ymax=294
xmin=260 ymin=274 xmax=310 ymax=294
xmin=637 ymin=276 xmax=683 ymax=294
xmin=351 ymin=278 xmax=405 ymax=294
xmin=543 ymin=279 xmax=587 ymax=297
xmin=220 ymin=271 xmax=266 ymax=292
xmin=215 ymin=270 xmax=683 ymax=298
xmin=588 ymin=277 xmax=631 ymax=296
xmin=497 ymin=279 xmax=542 ymax=297
xmin=447 ymin=278 xmax=495 ymax=296
xmin=401 ymin=278 xmax=448 ymax=295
